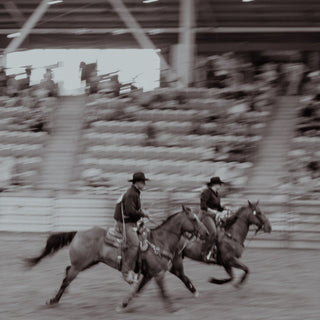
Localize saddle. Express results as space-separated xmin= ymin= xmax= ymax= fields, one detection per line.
xmin=104 ymin=223 xmax=148 ymax=250
xmin=104 ymin=226 xmax=123 ymax=248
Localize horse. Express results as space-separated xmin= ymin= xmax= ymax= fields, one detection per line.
xmin=169 ymin=201 xmax=272 ymax=292
xmin=24 ymin=205 xmax=209 ymax=312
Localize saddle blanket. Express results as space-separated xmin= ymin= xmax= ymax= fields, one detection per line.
xmin=104 ymin=226 xmax=123 ymax=248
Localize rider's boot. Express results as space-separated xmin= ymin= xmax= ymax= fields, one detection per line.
xmin=201 ymin=239 xmax=217 ymax=263
xmin=210 ymin=245 xmax=217 ymax=263
xmin=124 ymin=270 xmax=138 ymax=285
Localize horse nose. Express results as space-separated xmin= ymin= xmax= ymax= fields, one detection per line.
xmin=264 ymin=223 xmax=272 ymax=233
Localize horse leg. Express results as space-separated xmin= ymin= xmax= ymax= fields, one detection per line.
xmin=170 ymin=255 xmax=198 ymax=297
xmin=154 ymin=272 xmax=177 ymax=313
xmin=209 ymin=263 xmax=234 ymax=285
xmin=47 ymin=265 xmax=79 ymax=305
xmin=231 ymin=258 xmax=249 ymax=288
xmin=117 ymin=274 xmax=152 ymax=312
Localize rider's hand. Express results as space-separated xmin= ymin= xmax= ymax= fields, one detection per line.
xmin=142 ymin=209 xmax=150 ymax=219
xmin=223 ymin=207 xmax=232 ymax=217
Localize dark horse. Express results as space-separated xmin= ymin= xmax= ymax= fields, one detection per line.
xmin=24 ymin=205 xmax=208 ymax=312
xmin=169 ymin=201 xmax=272 ymax=293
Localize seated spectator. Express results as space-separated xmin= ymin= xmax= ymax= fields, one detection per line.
xmin=0 ymin=67 xmax=7 ymax=96
xmin=144 ymin=123 xmax=157 ymax=146
xmin=6 ymin=74 xmax=18 ymax=97
xmin=40 ymin=68 xmax=57 ymax=97
xmin=110 ymin=75 xmax=121 ymax=97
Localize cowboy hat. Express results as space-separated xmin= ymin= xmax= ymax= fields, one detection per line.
xmin=207 ymin=176 xmax=225 ymax=186
xmin=128 ymin=172 xmax=150 ymax=183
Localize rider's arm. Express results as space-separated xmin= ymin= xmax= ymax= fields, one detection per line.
xmin=123 ymin=193 xmax=147 ymax=220
xmin=216 ymin=202 xmax=224 ymax=212
xmin=207 ymin=208 xmax=218 ymax=215
xmin=200 ymin=189 xmax=210 ymax=211
xmin=214 ymin=193 xmax=224 ymax=212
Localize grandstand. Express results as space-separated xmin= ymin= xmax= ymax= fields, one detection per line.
xmin=0 ymin=0 xmax=319 ymax=250
xmin=0 ymin=95 xmax=54 ymax=190
xmin=71 ymin=84 xmax=274 ymax=192
xmin=282 ymin=95 xmax=320 ymax=199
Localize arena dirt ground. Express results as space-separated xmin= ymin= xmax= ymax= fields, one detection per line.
xmin=1 ymin=232 xmax=319 ymax=320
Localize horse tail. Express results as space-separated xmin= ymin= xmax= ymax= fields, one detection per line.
xmin=24 ymin=231 xmax=77 ymax=268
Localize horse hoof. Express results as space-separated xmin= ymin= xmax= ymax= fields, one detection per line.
xmin=193 ymin=291 xmax=199 ymax=298
xmin=116 ymin=304 xmax=127 ymax=313
xmin=115 ymin=306 xmax=123 ymax=313
xmin=46 ymin=299 xmax=57 ymax=306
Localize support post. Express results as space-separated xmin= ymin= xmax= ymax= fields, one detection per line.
xmin=108 ymin=0 xmax=181 ymax=87
xmin=176 ymin=0 xmax=195 ymax=87
xmin=4 ymin=0 xmax=50 ymax=55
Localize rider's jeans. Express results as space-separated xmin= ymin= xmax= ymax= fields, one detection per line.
xmin=116 ymin=221 xmax=139 ymax=275
xmin=201 ymin=214 xmax=217 ymax=253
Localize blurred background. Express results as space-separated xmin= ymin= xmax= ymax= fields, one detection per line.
xmin=1 ymin=1 xmax=320 ymax=319
xmin=0 ymin=0 xmax=319 ymax=248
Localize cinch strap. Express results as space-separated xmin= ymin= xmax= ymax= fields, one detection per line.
xmin=146 ymin=240 xmax=174 ymax=261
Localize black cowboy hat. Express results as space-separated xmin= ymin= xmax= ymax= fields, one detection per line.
xmin=207 ymin=176 xmax=225 ymax=186
xmin=129 ymin=172 xmax=150 ymax=183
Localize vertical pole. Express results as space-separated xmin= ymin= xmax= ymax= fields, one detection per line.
xmin=177 ymin=0 xmax=195 ymax=86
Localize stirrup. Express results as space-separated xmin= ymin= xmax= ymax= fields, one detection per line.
xmin=124 ymin=270 xmax=138 ymax=285
xmin=204 ymin=251 xmax=216 ymax=263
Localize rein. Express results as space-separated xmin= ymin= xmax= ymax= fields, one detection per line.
xmin=139 ymin=224 xmax=176 ymax=262
xmin=224 ymin=214 xmax=263 ymax=248
xmin=142 ymin=239 xmax=174 ymax=261
xmin=244 ymin=226 xmax=262 ymax=248
xmin=224 ymin=231 xmax=245 ymax=248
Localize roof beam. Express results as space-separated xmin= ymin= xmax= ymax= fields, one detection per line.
xmin=4 ymin=0 xmax=50 ymax=55
xmin=108 ymin=0 xmax=181 ymax=86
xmin=3 ymin=1 xmax=25 ymax=27
xmin=1 ymin=27 xmax=320 ymax=36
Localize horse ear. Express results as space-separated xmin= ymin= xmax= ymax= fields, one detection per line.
xmin=248 ymin=200 xmax=252 ymax=208
xmin=256 ymin=200 xmax=260 ymax=206
xmin=182 ymin=204 xmax=186 ymax=212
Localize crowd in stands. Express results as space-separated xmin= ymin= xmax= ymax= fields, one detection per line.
xmin=0 ymin=68 xmax=58 ymax=190
xmin=80 ymin=62 xmax=124 ymax=97
xmin=72 ymin=53 xmax=279 ymax=193
xmin=0 ymin=67 xmax=58 ymax=99
xmin=283 ymin=94 xmax=320 ymax=199
xmin=1 ymin=51 xmax=320 ymax=197
xmin=194 ymin=52 xmax=318 ymax=98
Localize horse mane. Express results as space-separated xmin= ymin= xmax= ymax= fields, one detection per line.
xmin=150 ymin=211 xmax=181 ymax=231
xmin=224 ymin=206 xmax=247 ymax=231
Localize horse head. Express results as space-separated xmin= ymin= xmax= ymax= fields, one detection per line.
xmin=180 ymin=205 xmax=209 ymax=240
xmin=247 ymin=200 xmax=272 ymax=233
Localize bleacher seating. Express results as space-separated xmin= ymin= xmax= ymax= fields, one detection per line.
xmin=283 ymin=96 xmax=320 ymax=199
xmin=71 ymin=84 xmax=274 ymax=192
xmin=0 ymin=95 xmax=54 ymax=189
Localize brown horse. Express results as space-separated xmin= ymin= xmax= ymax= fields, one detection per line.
xmin=24 ymin=205 xmax=208 ymax=312
xmin=169 ymin=201 xmax=272 ymax=293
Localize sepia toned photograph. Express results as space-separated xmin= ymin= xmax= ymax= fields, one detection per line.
xmin=0 ymin=1 xmax=319 ymax=319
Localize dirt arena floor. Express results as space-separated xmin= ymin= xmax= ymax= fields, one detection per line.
xmin=1 ymin=232 xmax=319 ymax=320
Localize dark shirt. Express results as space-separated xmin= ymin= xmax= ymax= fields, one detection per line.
xmin=200 ymin=187 xmax=224 ymax=212
xmin=114 ymin=185 xmax=146 ymax=223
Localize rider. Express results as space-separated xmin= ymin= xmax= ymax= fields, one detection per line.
xmin=200 ymin=176 xmax=226 ymax=263
xmin=113 ymin=172 xmax=150 ymax=284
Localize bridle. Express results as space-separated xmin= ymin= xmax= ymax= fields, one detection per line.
xmin=139 ymin=211 xmax=203 ymax=262
xmin=251 ymin=208 xmax=265 ymax=234
xmin=245 ymin=207 xmax=265 ymax=248
xmin=224 ymin=206 xmax=265 ymax=248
